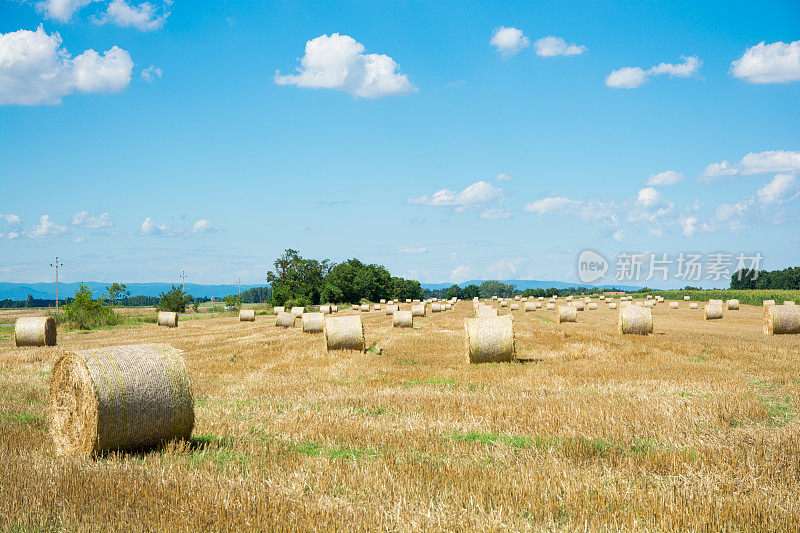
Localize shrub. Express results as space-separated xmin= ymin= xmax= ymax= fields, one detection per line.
xmin=61 ymin=283 xmax=120 ymax=330
xmin=158 ymin=285 xmax=192 ymax=313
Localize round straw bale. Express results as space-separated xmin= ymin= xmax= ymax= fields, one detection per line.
xmin=763 ymin=299 xmax=775 ymax=307
xmin=546 ymin=303 xmax=555 ymax=310
xmin=445 ymin=303 xmax=452 ymax=310
xmin=704 ymin=304 xmax=723 ymax=320
xmin=412 ymin=304 xmax=426 ymax=317
xmin=608 ymin=302 xmax=617 ymax=310
xmin=538 ymin=297 xmax=544 ymax=301
xmin=374 ymin=304 xmax=381 ymax=311
xmin=618 ymin=306 xmax=653 ymax=335
xmin=324 ymin=315 xmax=365 ymax=352
xmin=275 ymin=311 xmax=295 ymax=328
xmin=599 ymin=295 xmax=605 ymax=301
xmin=557 ymin=306 xmax=577 ymax=323
xmin=669 ymin=302 xmax=679 ymax=309
xmin=273 ymin=306 xmax=285 ymax=315
xmin=464 ymin=316 xmax=515 ymax=364
xmin=689 ymin=302 xmax=698 ymax=309
xmin=514 ymin=295 xmax=520 ymax=301
xmin=644 ymin=301 xmax=655 ymax=308
xmin=726 ymin=299 xmax=739 ymax=310
xmin=500 ymin=300 xmax=508 ymax=308
xmin=50 ymin=343 xmax=194 ymax=456
xmin=647 ymin=295 xmax=653 ymax=300
xmin=393 ymin=310 xmax=413 ymax=328
xmin=386 ymin=304 xmax=398 ymax=315
xmin=360 ymin=304 xmax=370 ymax=312
xmin=15 ymin=316 xmax=57 ymax=347
xmin=524 ymin=302 xmax=535 ymax=312
xmin=683 ymin=296 xmax=690 ymax=301
xmin=763 ymin=304 xmax=800 ymax=335
xmin=380 ymin=299 xmax=386 ymax=304
xmin=431 ymin=303 xmax=442 ymax=313
xmin=239 ymin=309 xmax=255 ymax=321
xmin=476 ymin=306 xmax=498 ymax=317
xmin=709 ymin=299 xmax=723 ymax=307
xmin=492 ymin=296 xmax=498 ymax=300
xmin=510 ymin=303 xmax=519 ymax=311
xmin=302 ymin=312 xmax=324 ymax=333
xmin=319 ymin=305 xmax=332 ymax=314
xmin=588 ymin=302 xmax=597 ymax=310
xmin=331 ymin=305 xmax=338 ymax=313
xmin=157 ymin=311 xmax=178 ymax=328
xmin=290 ymin=306 xmax=305 ymax=318
xmin=572 ymin=301 xmax=585 ymax=311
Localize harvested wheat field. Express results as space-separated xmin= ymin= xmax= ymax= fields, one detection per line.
xmin=1 ymin=300 xmax=800 ymax=531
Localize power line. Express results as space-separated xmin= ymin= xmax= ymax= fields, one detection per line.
xmin=50 ymin=257 xmax=63 ymax=307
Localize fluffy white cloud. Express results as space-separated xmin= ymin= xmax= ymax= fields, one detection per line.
xmin=0 ymin=26 xmax=133 ymax=105
xmin=731 ymin=40 xmax=800 ymax=84
xmin=636 ymin=187 xmax=663 ymax=208
xmin=757 ymin=174 xmax=799 ymax=204
xmin=399 ymin=246 xmax=427 ymax=255
xmin=97 ymin=0 xmax=170 ymax=31
xmin=141 ymin=65 xmax=162 ymax=83
xmin=479 ymin=208 xmax=511 ymax=220
xmin=699 ymin=150 xmax=800 ymax=181
xmin=409 ymin=181 xmax=503 ymax=207
xmin=73 ymin=237 xmax=86 ymax=244
xmin=274 ymin=33 xmax=415 ymax=98
xmin=490 ymin=26 xmax=529 ymax=57
xmin=0 ymin=213 xmax=22 ymax=226
xmin=29 ymin=215 xmax=67 ymax=238
xmin=646 ymin=170 xmax=685 ymax=186
xmin=495 ymin=173 xmax=512 ymax=181
xmin=606 ymin=56 xmax=701 ymax=89
xmin=449 ymin=265 xmax=474 ymax=283
xmin=36 ymin=0 xmax=98 ymax=22
xmin=8 ymin=232 xmax=21 ymax=240
xmin=612 ymin=230 xmax=625 ymax=242
xmin=191 ymin=219 xmax=215 ymax=233
xmin=533 ymin=36 xmax=586 ymax=57
xmin=71 ymin=210 xmax=114 ymax=228
xmin=486 ymin=257 xmax=524 ymax=278
xmin=523 ymin=196 xmax=579 ymax=214
xmin=681 ymin=216 xmax=699 ymax=237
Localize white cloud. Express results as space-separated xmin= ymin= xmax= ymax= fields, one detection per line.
xmin=97 ymin=0 xmax=170 ymax=31
xmin=495 ymin=173 xmax=512 ymax=181
xmin=490 ymin=26 xmax=529 ymax=57
xmin=36 ymin=0 xmax=98 ymax=22
xmin=399 ymin=246 xmax=427 ymax=255
xmin=612 ymin=230 xmax=625 ymax=242
xmin=8 ymin=232 xmax=20 ymax=240
xmin=636 ymin=187 xmax=663 ymax=208
xmin=449 ymin=265 xmax=474 ymax=283
xmin=646 ymin=170 xmax=684 ymax=186
xmin=486 ymin=257 xmax=525 ymax=279
xmin=409 ymin=181 xmax=503 ymax=207
xmin=699 ymin=150 xmax=800 ymax=181
xmin=606 ymin=56 xmax=701 ymax=89
xmin=0 ymin=26 xmax=133 ymax=105
xmin=523 ymin=196 xmax=580 ymax=214
xmin=757 ymin=174 xmax=799 ymax=204
xmin=140 ymin=216 xmax=177 ymax=236
xmin=73 ymin=237 xmax=86 ymax=244
xmin=29 ymin=215 xmax=67 ymax=238
xmin=681 ymin=216 xmax=699 ymax=237
xmin=731 ymin=40 xmax=800 ymax=84
xmin=274 ymin=33 xmax=415 ymax=98
xmin=0 ymin=213 xmax=22 ymax=226
xmin=479 ymin=208 xmax=511 ymax=220
xmin=191 ymin=219 xmax=215 ymax=233
xmin=533 ymin=36 xmax=586 ymax=57
xmin=71 ymin=210 xmax=114 ymax=228
xmin=141 ymin=65 xmax=162 ymax=83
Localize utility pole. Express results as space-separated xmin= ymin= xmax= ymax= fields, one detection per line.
xmin=180 ymin=270 xmax=186 ymax=290
xmin=237 ymin=277 xmax=241 ymax=299
xmin=50 ymin=257 xmax=63 ymax=308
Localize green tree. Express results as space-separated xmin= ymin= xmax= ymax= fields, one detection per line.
xmin=105 ymin=283 xmax=130 ymax=307
xmin=267 ymin=249 xmax=331 ymax=305
xmin=62 ymin=282 xmax=118 ymax=329
xmin=223 ymin=295 xmax=242 ymax=309
xmin=445 ymin=284 xmax=461 ymax=300
xmin=157 ymin=285 xmax=191 ymax=313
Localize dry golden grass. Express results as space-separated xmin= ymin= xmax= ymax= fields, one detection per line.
xmin=1 ymin=300 xmax=799 ymax=531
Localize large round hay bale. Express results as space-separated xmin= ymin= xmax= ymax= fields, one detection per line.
xmin=546 ymin=302 xmax=555 ymax=310
xmin=386 ymin=304 xmax=398 ymax=315
xmin=726 ymin=299 xmax=740 ymax=310
xmin=704 ymin=303 xmax=723 ymax=320
xmin=464 ymin=316 xmax=515 ymax=364
xmin=239 ymin=309 xmax=255 ymax=322
xmin=360 ymin=304 xmax=370 ymax=312
xmin=324 ymin=315 xmax=365 ymax=352
xmin=411 ymin=304 xmax=426 ymax=317
xmin=644 ymin=300 xmax=655 ymax=308
xmin=669 ymin=302 xmax=679 ymax=309
xmin=618 ymin=306 xmax=653 ymax=335
xmin=763 ymin=305 xmax=800 ymax=335
xmin=689 ymin=302 xmax=698 ymax=309
xmin=50 ymin=343 xmax=194 ymax=456
xmin=15 ymin=316 xmax=57 ymax=347
xmin=444 ymin=303 xmax=452 ymax=310
xmin=319 ymin=305 xmax=332 ymax=314
xmin=557 ymin=306 xmax=577 ymax=323
xmin=524 ymin=302 xmax=535 ymax=312
xmin=273 ymin=306 xmax=285 ymax=315
xmin=572 ymin=301 xmax=585 ymax=311
xmin=393 ymin=310 xmax=413 ymax=328
xmin=510 ymin=303 xmax=519 ymax=311
xmin=709 ymin=299 xmax=723 ymax=307
xmin=157 ymin=311 xmax=178 ymax=328
xmin=290 ymin=306 xmax=305 ymax=318
xmin=588 ymin=302 xmax=597 ymax=310
xmin=608 ymin=302 xmax=617 ymax=310
xmin=431 ymin=303 xmax=442 ymax=313
xmin=302 ymin=312 xmax=324 ymax=333
xmin=331 ymin=305 xmax=338 ymax=313
xmin=763 ymin=299 xmax=775 ymax=307
xmin=275 ymin=311 xmax=295 ymax=328
xmin=500 ymin=300 xmax=508 ymax=308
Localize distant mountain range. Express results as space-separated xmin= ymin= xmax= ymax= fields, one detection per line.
xmin=0 ymin=279 xmax=641 ymax=301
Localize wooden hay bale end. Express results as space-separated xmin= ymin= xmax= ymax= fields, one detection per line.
xmin=464 ymin=316 xmax=515 ymax=364
xmin=324 ymin=315 xmax=365 ymax=352
xmin=239 ymin=309 xmax=255 ymax=321
xmin=618 ymin=306 xmax=653 ymax=335
xmin=275 ymin=311 xmax=295 ymax=328
xmin=302 ymin=312 xmax=324 ymax=333
xmin=689 ymin=302 xmax=698 ymax=309
xmin=15 ymin=316 xmax=57 ymax=347
xmin=726 ymin=299 xmax=740 ymax=310
xmin=704 ymin=304 xmax=723 ymax=320
xmin=157 ymin=311 xmax=178 ymax=328
xmin=290 ymin=307 xmax=305 ymax=318
xmin=524 ymin=302 xmax=535 ymax=312
xmin=763 ymin=304 xmax=800 ymax=335
xmin=393 ymin=310 xmax=413 ymax=328
xmin=557 ymin=306 xmax=577 ymax=323
xmin=412 ymin=304 xmax=426 ymax=317
xmin=50 ymin=343 xmax=194 ymax=456
xmin=669 ymin=302 xmax=679 ymax=309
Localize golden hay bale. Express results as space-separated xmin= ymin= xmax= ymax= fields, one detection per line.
xmin=646 ymin=295 xmax=653 ymax=300
xmin=319 ymin=305 xmax=332 ymax=314
xmin=273 ymin=306 xmax=285 ymax=315
xmin=393 ymin=310 xmax=413 ymax=328
xmin=492 ymin=296 xmax=498 ymax=300
xmin=359 ymin=304 xmax=369 ymax=312
xmin=14 ymin=316 xmax=57 ymax=347
xmin=374 ymin=304 xmax=381 ymax=311
xmin=380 ymin=299 xmax=386 ymax=304
xmin=500 ymin=300 xmax=508 ymax=308
xmin=588 ymin=302 xmax=597 ymax=310
xmin=557 ymin=306 xmax=577 ymax=323
xmin=546 ymin=303 xmax=555 ymax=310
xmin=445 ymin=303 xmax=452 ymax=310
xmin=684 ymin=296 xmax=690 ymax=301
xmin=464 ymin=316 xmax=515 ymax=364
xmin=412 ymin=304 xmax=426 ymax=317
xmin=406 ymin=299 xmax=412 ymax=303
xmin=290 ymin=307 xmax=305 ymax=318
xmin=476 ymin=306 xmax=498 ymax=317
xmin=275 ymin=311 xmax=295 ymax=328
xmin=689 ymin=302 xmax=698 ymax=309
xmin=763 ymin=305 xmax=800 ymax=335
xmin=618 ymin=306 xmax=653 ymax=335
xmin=331 ymin=305 xmax=338 ymax=313
xmin=157 ymin=311 xmax=178 ymax=328
xmin=704 ymin=303 xmax=723 ymax=320
xmin=763 ymin=299 xmax=775 ymax=306
xmin=709 ymin=299 xmax=723 ymax=307
xmin=608 ymin=302 xmax=618 ymax=310
xmin=726 ymin=299 xmax=739 ymax=310
xmin=302 ymin=312 xmax=324 ymax=333
xmin=239 ymin=309 xmax=255 ymax=322
xmin=514 ymin=295 xmax=520 ymax=301
xmin=50 ymin=343 xmax=194 ymax=456
xmin=324 ymin=315 xmax=365 ymax=352
xmin=644 ymin=301 xmax=655 ymax=308
xmin=599 ymin=295 xmax=605 ymax=301
xmin=431 ymin=303 xmax=442 ymax=313
xmin=524 ymin=302 xmax=535 ymax=312
xmin=386 ymin=304 xmax=398 ymax=315
xmin=510 ymin=303 xmax=519 ymax=311
xmin=669 ymin=302 xmax=679 ymax=309
xmin=572 ymin=301 xmax=585 ymax=311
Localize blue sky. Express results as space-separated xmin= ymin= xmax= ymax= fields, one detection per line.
xmin=1 ymin=0 xmax=799 ymax=289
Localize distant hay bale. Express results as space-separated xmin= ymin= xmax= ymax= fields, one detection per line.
xmin=684 ymin=296 xmax=690 ymax=301
xmin=275 ymin=311 xmax=295 ymax=328
xmin=476 ymin=306 xmax=498 ymax=317
xmin=535 ymin=302 xmax=542 ymax=309
xmin=704 ymin=303 xmax=723 ymax=320
xmin=239 ymin=309 xmax=255 ymax=322
xmin=763 ymin=305 xmax=800 ymax=335
xmin=15 ymin=316 xmax=57 ymax=347
xmin=647 ymin=295 xmax=653 ymax=300
xmin=689 ymin=302 xmax=698 ymax=309
xmin=386 ymin=304 xmax=398 ymax=315
xmin=608 ymin=302 xmax=617 ymax=310
xmin=331 ymin=305 xmax=338 ymax=313
xmin=492 ymin=296 xmax=498 ymax=300
xmin=393 ymin=310 xmax=413 ymax=328
xmin=557 ymin=306 xmax=577 ymax=323
xmin=669 ymin=302 xmax=679 ymax=309
xmin=726 ymin=299 xmax=740 ymax=310
xmin=514 ymin=295 xmax=520 ymax=301
xmin=157 ymin=311 xmax=178 ymax=328
xmin=763 ymin=299 xmax=775 ymax=307
xmin=50 ymin=343 xmax=194 ymax=456
xmin=273 ymin=306 xmax=285 ymax=315
xmin=524 ymin=302 xmax=535 ymax=312
xmin=464 ymin=316 xmax=515 ymax=364
xmin=572 ymin=301 xmax=585 ymax=311
xmin=319 ymin=305 xmax=332 ymax=314
xmin=411 ymin=304 xmax=426 ymax=317
xmin=406 ymin=299 xmax=412 ymax=303
xmin=599 ymin=295 xmax=605 ymax=301
xmin=510 ymin=303 xmax=519 ymax=310
xmin=431 ymin=303 xmax=442 ymax=313
xmin=290 ymin=307 xmax=305 ymax=318
xmin=618 ymin=306 xmax=653 ymax=335
xmin=709 ymin=299 xmax=723 ymax=307
xmin=302 ymin=312 xmax=324 ymax=333
xmin=546 ymin=303 xmax=555 ymax=310
xmin=644 ymin=301 xmax=655 ymax=308
xmin=374 ymin=304 xmax=381 ymax=311
xmin=360 ymin=304 xmax=370 ymax=312
xmin=380 ymin=299 xmax=386 ymax=304
xmin=588 ymin=303 xmax=597 ymax=310
xmin=324 ymin=315 xmax=365 ymax=352
xmin=500 ymin=300 xmax=508 ymax=308
xmin=444 ymin=303 xmax=452 ymax=310
xmin=538 ymin=297 xmax=544 ymax=301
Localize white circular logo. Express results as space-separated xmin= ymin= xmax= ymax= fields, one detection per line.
xmin=577 ymin=249 xmax=608 ymax=284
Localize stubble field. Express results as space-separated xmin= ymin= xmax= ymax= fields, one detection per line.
xmin=1 ymin=299 xmax=799 ymax=531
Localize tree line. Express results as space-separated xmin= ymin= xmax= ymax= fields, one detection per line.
xmin=731 ymin=266 xmax=800 ymax=290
